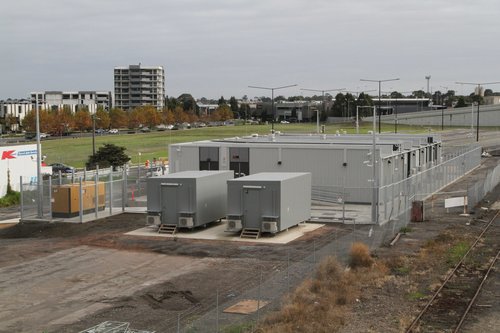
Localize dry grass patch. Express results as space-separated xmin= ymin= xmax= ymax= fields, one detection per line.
xmin=257 ymin=244 xmax=388 ymax=333
xmin=348 ymin=242 xmax=374 ymax=268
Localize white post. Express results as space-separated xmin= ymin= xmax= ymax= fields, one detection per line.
xmin=372 ymin=106 xmax=378 ymax=224
xmin=35 ymin=96 xmax=43 ymax=218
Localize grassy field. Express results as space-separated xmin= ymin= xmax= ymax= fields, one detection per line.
xmin=41 ymin=121 xmax=448 ymax=168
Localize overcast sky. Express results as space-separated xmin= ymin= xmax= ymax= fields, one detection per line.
xmin=1 ymin=0 xmax=499 ymax=100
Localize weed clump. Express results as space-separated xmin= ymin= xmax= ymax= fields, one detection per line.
xmin=349 ymin=242 xmax=374 ymax=269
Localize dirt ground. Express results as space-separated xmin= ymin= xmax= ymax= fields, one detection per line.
xmin=0 ymin=130 xmax=498 ymax=333
xmin=0 ymin=210 xmax=350 ymax=332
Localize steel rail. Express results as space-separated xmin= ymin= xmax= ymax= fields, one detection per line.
xmin=405 ymin=210 xmax=500 ymax=333
xmin=453 ymin=249 xmax=500 ymax=333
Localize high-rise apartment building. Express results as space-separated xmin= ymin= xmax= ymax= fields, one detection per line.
xmin=114 ymin=64 xmax=165 ymax=111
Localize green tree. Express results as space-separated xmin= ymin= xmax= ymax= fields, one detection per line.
xmin=455 ymin=96 xmax=467 ymax=108
xmin=86 ymin=143 xmax=130 ymax=170
xmin=166 ymin=97 xmax=179 ymax=110
xmin=178 ymin=94 xmax=197 ymax=113
xmin=229 ymin=96 xmax=239 ymax=114
xmin=218 ymin=96 xmax=226 ymax=106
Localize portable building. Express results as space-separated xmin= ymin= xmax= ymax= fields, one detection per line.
xmin=146 ymin=170 xmax=233 ymax=229
xmin=168 ymin=133 xmax=442 ymax=204
xmin=226 ymin=172 xmax=311 ymax=234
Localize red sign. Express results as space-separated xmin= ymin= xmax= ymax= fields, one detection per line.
xmin=1 ymin=150 xmax=16 ymax=160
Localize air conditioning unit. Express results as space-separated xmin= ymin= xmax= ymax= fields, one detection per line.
xmin=178 ymin=217 xmax=194 ymax=228
xmin=146 ymin=214 xmax=161 ymax=226
xmin=261 ymin=221 xmax=278 ymax=233
xmin=226 ymin=219 xmax=242 ymax=232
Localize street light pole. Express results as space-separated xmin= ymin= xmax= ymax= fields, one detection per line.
xmin=300 ymin=88 xmax=345 ymax=133
xmin=34 ymin=94 xmax=43 ymax=218
xmin=456 ymin=81 xmax=500 ymax=142
xmin=361 ymin=78 xmax=400 ymax=134
xmin=249 ymin=84 xmax=297 ymax=133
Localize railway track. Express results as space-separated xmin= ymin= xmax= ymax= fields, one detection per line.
xmin=406 ymin=210 xmax=500 ymax=333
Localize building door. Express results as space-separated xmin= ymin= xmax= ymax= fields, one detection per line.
xmin=230 ymin=147 xmax=249 ymax=178
xmin=199 ymin=147 xmax=219 ymax=170
xmin=243 ymin=187 xmax=261 ymax=229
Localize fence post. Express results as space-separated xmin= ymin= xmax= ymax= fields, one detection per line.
xmin=48 ymin=175 xmax=52 ymax=221
xmin=79 ymin=177 xmax=83 ymax=223
xmin=216 ymin=288 xmax=219 ymax=333
xmin=95 ymin=165 xmax=99 ymax=219
xmin=287 ymin=249 xmax=290 ymax=292
xmin=20 ymin=176 xmax=24 ymax=221
xmin=109 ymin=169 xmax=113 ymax=215
xmin=122 ymin=166 xmax=127 ymax=212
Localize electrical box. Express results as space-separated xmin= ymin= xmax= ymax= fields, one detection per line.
xmin=147 ymin=170 xmax=233 ymax=228
xmin=52 ymin=181 xmax=105 ymax=218
xmin=227 ymin=172 xmax=311 ymax=233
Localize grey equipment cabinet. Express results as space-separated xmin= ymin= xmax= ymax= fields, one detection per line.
xmin=146 ymin=170 xmax=233 ymax=228
xmin=226 ymin=172 xmax=311 ymax=234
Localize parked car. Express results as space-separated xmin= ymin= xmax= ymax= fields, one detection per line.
xmin=146 ymin=166 xmax=163 ymax=177
xmin=50 ymin=163 xmax=74 ymax=174
xmin=94 ymin=128 xmax=106 ymax=134
xmin=280 ymin=120 xmax=290 ymax=124
xmin=140 ymin=127 xmax=151 ymax=133
xmin=39 ymin=133 xmax=50 ymax=139
xmin=108 ymin=128 xmax=119 ymax=134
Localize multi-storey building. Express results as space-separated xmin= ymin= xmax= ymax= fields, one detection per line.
xmin=114 ymin=64 xmax=165 ymax=111
xmin=0 ymin=99 xmax=32 ymax=132
xmin=30 ymin=91 xmax=112 ymax=113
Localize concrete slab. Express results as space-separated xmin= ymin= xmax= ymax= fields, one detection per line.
xmin=125 ymin=221 xmax=324 ymax=244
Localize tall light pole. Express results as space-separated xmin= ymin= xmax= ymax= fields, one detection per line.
xmin=456 ymin=81 xmax=500 ymax=141
xmin=425 ymin=75 xmax=431 ymax=98
xmin=300 ymin=87 xmax=345 ymax=133
xmin=440 ymin=86 xmax=448 ymax=131
xmin=248 ymin=84 xmax=297 ymax=133
xmin=360 ymin=78 xmax=400 ymax=133
xmin=92 ymin=114 xmax=100 ymax=156
xmin=34 ymin=93 xmax=43 ymax=218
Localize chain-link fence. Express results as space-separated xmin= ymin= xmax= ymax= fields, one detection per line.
xmin=19 ymin=164 xmax=156 ymax=222
xmin=176 ymin=146 xmax=485 ymax=332
xmin=16 ymin=147 xmax=491 ymax=332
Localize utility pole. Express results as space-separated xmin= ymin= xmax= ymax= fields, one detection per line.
xmin=300 ymin=87 xmax=345 ymax=133
xmin=34 ymin=93 xmax=43 ymax=218
xmin=456 ymin=81 xmax=500 ymax=141
xmin=248 ymin=84 xmax=297 ymax=133
xmin=360 ymin=78 xmax=400 ymax=133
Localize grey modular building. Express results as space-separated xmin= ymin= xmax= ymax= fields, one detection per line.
xmin=226 ymin=172 xmax=312 ymax=236
xmin=146 ymin=170 xmax=233 ymax=231
xmin=168 ymin=133 xmax=442 ymax=204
